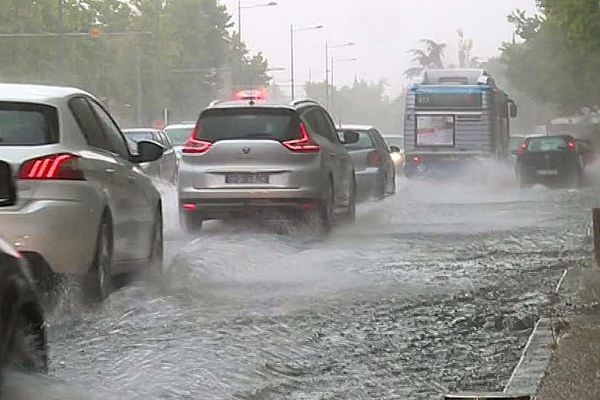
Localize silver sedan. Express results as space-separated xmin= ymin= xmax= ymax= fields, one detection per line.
xmin=0 ymin=84 xmax=164 ymax=301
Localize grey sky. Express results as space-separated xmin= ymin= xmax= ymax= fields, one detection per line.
xmin=221 ymin=0 xmax=538 ymax=95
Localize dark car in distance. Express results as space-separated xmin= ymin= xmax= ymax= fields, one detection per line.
xmin=515 ymin=134 xmax=595 ymax=187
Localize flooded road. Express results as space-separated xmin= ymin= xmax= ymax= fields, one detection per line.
xmin=32 ymin=172 xmax=596 ymax=399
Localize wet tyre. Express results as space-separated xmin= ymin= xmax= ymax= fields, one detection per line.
xmin=0 ymin=271 xmax=48 ymax=374
xmin=340 ymin=178 xmax=356 ymax=224
xmin=149 ymin=207 xmax=164 ymax=277
xmin=82 ymin=214 xmax=113 ymax=302
xmin=182 ymin=212 xmax=204 ymax=233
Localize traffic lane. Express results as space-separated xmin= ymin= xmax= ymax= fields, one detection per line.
xmin=45 ymin=179 xmax=590 ymax=399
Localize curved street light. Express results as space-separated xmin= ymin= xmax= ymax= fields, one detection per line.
xmin=325 ymin=41 xmax=355 ymax=108
xmin=290 ymin=24 xmax=325 ymax=100
xmin=238 ymin=1 xmax=278 ymax=43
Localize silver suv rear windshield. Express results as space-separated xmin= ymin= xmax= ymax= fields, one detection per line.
xmin=0 ymin=102 xmax=59 ymax=145
xmin=198 ymin=108 xmax=300 ymax=142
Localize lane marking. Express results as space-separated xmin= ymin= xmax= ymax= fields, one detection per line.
xmin=505 ymin=319 xmax=541 ymax=391
xmin=555 ymin=268 xmax=568 ymax=294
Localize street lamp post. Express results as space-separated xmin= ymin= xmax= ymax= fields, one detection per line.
xmin=325 ymin=41 xmax=354 ymax=109
xmin=238 ymin=1 xmax=277 ymax=44
xmin=290 ymin=24 xmax=324 ymax=100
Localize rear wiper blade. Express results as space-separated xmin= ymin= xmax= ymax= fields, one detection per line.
xmin=243 ymin=132 xmax=278 ymax=139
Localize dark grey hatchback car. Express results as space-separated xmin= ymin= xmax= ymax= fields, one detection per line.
xmin=0 ymin=160 xmax=47 ymax=378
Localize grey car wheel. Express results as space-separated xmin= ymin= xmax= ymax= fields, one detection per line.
xmin=149 ymin=208 xmax=164 ymax=277
xmin=84 ymin=216 xmax=113 ymax=302
xmin=182 ymin=212 xmax=204 ymax=233
xmin=319 ymin=180 xmax=334 ymax=233
xmin=340 ymin=178 xmax=356 ymax=224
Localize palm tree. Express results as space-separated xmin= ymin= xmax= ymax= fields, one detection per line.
xmin=404 ymin=39 xmax=446 ymax=78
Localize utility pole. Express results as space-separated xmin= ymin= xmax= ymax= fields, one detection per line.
xmin=290 ymin=24 xmax=295 ymax=100
xmin=136 ymin=47 xmax=143 ymax=126
xmin=238 ymin=0 xmax=242 ymax=44
xmin=325 ymin=41 xmax=329 ymax=109
xmin=57 ymin=0 xmax=68 ymax=83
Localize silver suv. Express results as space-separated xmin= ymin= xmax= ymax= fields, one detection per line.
xmin=178 ymin=99 xmax=359 ymax=232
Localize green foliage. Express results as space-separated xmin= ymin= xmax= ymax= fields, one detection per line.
xmin=404 ymin=39 xmax=446 ymax=78
xmin=500 ymin=6 xmax=600 ymax=114
xmin=305 ymin=79 xmax=404 ymax=136
xmin=0 ymin=0 xmax=270 ymax=126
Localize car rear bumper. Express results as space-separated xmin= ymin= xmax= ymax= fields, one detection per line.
xmin=180 ymin=196 xmax=322 ymax=220
xmin=0 ymin=199 xmax=101 ymax=275
xmin=404 ymin=153 xmax=490 ymax=178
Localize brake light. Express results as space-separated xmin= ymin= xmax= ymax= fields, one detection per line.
xmin=182 ymin=125 xmax=213 ymax=154
xmin=18 ymin=154 xmax=84 ymax=180
xmin=519 ymin=142 xmax=528 ymax=155
xmin=182 ymin=203 xmax=197 ymax=212
xmin=282 ymin=123 xmax=320 ymax=153
xmin=367 ymin=150 xmax=382 ymax=167
xmin=567 ymin=141 xmax=577 ymax=151
xmin=412 ymin=155 xmax=422 ymax=164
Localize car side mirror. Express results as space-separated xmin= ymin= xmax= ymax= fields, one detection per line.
xmin=133 ymin=140 xmax=164 ymax=163
xmin=0 ymin=161 xmax=16 ymax=207
xmin=509 ymin=101 xmax=518 ymax=118
xmin=389 ymin=145 xmax=401 ymax=153
xmin=342 ymin=130 xmax=360 ymax=145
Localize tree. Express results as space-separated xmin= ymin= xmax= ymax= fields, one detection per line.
xmin=404 ymin=39 xmax=446 ymax=78
xmin=499 ymin=7 xmax=600 ymax=114
xmin=305 ymin=78 xmax=405 ymax=136
xmin=0 ymin=0 xmax=271 ymax=126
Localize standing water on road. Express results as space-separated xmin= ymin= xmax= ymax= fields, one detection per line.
xmin=31 ymin=165 xmax=592 ymax=400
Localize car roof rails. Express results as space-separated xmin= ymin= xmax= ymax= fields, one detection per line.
xmin=290 ymin=98 xmax=320 ymax=108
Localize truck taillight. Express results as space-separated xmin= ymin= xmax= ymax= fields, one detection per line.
xmin=18 ymin=154 xmax=85 ymax=180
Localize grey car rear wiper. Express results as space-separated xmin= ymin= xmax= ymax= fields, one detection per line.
xmin=243 ymin=132 xmax=279 ymax=140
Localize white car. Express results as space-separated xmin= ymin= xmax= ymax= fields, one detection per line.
xmin=163 ymin=123 xmax=195 ymax=159
xmin=0 ymin=84 xmax=164 ymax=301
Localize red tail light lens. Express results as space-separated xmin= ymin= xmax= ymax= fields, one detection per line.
xmin=567 ymin=141 xmax=577 ymax=151
xmin=19 ymin=154 xmax=84 ymax=180
xmin=519 ymin=142 xmax=528 ymax=155
xmin=412 ymin=155 xmax=422 ymax=164
xmin=282 ymin=123 xmax=320 ymax=153
xmin=367 ymin=150 xmax=382 ymax=167
xmin=182 ymin=125 xmax=213 ymax=154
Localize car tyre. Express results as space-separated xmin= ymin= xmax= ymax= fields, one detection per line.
xmin=182 ymin=212 xmax=204 ymax=233
xmin=149 ymin=207 xmax=164 ymax=278
xmin=315 ymin=180 xmax=334 ymax=234
xmin=375 ymin=174 xmax=386 ymax=200
xmin=340 ymin=178 xmax=356 ymax=224
xmin=0 ymin=273 xmax=48 ymax=374
xmin=83 ymin=215 xmax=113 ymax=303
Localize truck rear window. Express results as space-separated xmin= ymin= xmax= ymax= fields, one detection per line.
xmin=0 ymin=102 xmax=58 ymax=145
xmin=198 ymin=108 xmax=300 ymax=142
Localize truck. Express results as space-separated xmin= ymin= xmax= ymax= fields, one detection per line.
xmin=403 ymin=69 xmax=517 ymax=178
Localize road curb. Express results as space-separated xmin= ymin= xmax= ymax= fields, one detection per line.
xmin=503 ymin=318 xmax=554 ymax=397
